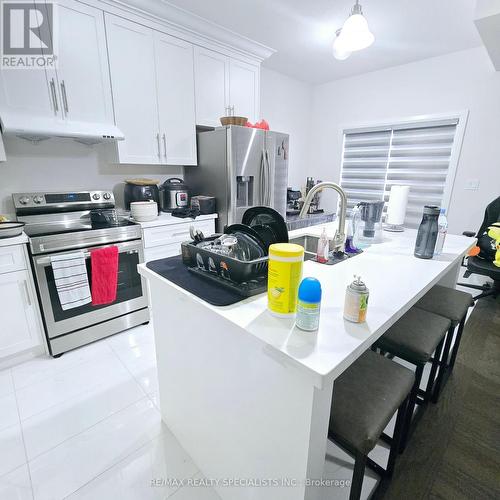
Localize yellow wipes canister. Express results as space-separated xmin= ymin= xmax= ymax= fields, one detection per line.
xmin=267 ymin=243 xmax=304 ymax=317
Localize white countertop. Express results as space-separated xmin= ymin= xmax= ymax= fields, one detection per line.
xmin=0 ymin=232 xmax=28 ymax=247
xmin=134 ymin=212 xmax=217 ymax=229
xmin=139 ymin=222 xmax=475 ymax=388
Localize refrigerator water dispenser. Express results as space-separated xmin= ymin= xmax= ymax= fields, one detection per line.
xmin=236 ymin=176 xmax=254 ymax=207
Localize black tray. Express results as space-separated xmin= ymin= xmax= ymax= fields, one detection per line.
xmin=181 ymin=237 xmax=268 ymax=284
xmin=146 ymin=256 xmax=264 ymax=306
xmin=188 ymin=267 xmax=267 ymax=297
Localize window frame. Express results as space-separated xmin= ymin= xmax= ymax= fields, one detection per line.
xmin=338 ymin=110 xmax=469 ymax=219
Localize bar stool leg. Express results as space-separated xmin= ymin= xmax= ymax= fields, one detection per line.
xmin=350 ymin=452 xmax=367 ymax=500
xmin=386 ymin=396 xmax=408 ymax=476
xmin=441 ymin=324 xmax=456 ymax=368
xmin=424 ymin=337 xmax=445 ymax=402
xmin=400 ymin=364 xmax=424 ymax=453
xmin=448 ymin=316 xmax=466 ymax=370
xmin=431 ymin=330 xmax=455 ymax=403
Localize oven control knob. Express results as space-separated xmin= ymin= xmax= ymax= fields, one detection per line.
xmin=33 ymin=195 xmax=44 ymax=204
xmin=103 ymin=192 xmax=111 ymax=200
xmin=92 ymin=193 xmax=101 ymax=200
xmin=19 ymin=196 xmax=30 ymax=205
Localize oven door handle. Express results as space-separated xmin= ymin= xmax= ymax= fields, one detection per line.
xmin=34 ymin=241 xmax=142 ymax=266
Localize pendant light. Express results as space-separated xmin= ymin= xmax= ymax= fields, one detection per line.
xmin=332 ymin=30 xmax=351 ymax=60
xmin=333 ymin=1 xmax=375 ymax=60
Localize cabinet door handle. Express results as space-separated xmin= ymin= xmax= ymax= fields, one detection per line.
xmin=156 ymin=133 xmax=161 ymax=158
xmin=60 ymin=80 xmax=69 ymax=113
xmin=23 ymin=281 xmax=32 ymax=306
xmin=49 ymin=78 xmax=59 ymax=114
xmin=162 ymin=133 xmax=167 ymax=158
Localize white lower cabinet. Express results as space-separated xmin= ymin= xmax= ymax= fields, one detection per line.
xmin=144 ymin=243 xmax=182 ymax=263
xmin=0 ymin=269 xmax=43 ymax=359
xmin=142 ymin=218 xmax=216 ymax=263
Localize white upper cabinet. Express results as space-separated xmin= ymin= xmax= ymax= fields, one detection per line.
xmin=229 ymin=59 xmax=260 ymax=123
xmin=105 ymin=14 xmax=161 ymax=165
xmin=0 ymin=0 xmax=263 ymax=152
xmin=193 ymin=47 xmax=230 ymax=127
xmin=54 ymin=0 xmax=113 ymax=124
xmin=193 ymin=48 xmax=260 ymax=126
xmin=0 ymin=0 xmax=113 ymax=131
xmin=154 ymin=33 xmax=197 ymax=165
xmin=0 ymin=66 xmax=57 ymax=123
xmin=106 ymin=15 xmax=197 ymax=165
xmin=0 ymin=2 xmax=59 ymax=124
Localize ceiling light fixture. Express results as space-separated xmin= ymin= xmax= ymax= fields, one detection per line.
xmin=333 ymin=1 xmax=375 ymax=60
xmin=332 ymin=30 xmax=351 ymax=60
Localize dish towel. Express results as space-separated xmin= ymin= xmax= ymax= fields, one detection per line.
xmin=90 ymin=246 xmax=119 ymax=306
xmin=50 ymin=252 xmax=91 ymax=310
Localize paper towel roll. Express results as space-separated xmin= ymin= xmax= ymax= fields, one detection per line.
xmin=386 ymin=185 xmax=410 ymax=226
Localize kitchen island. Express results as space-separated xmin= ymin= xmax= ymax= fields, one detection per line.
xmin=138 ymin=223 xmax=475 ymax=500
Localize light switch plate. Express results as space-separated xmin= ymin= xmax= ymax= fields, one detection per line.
xmin=464 ymin=179 xmax=480 ymax=190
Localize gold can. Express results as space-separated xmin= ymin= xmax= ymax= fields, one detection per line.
xmin=343 ymin=275 xmax=369 ymax=323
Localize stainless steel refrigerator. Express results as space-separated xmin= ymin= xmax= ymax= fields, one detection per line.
xmin=185 ymin=126 xmax=289 ymax=231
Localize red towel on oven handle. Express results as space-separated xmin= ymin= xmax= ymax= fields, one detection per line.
xmin=90 ymin=246 xmax=119 ymax=306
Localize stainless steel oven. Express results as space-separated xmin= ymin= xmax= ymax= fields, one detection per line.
xmin=33 ymin=240 xmax=147 ymax=338
xmin=14 ymin=190 xmax=149 ymax=356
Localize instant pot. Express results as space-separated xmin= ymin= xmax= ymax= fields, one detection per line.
xmin=161 ymin=178 xmax=191 ymax=212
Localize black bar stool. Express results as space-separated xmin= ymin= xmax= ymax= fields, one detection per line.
xmin=328 ymin=350 xmax=414 ymax=500
xmin=415 ymin=285 xmax=474 ymax=375
xmin=372 ymin=307 xmax=451 ymax=451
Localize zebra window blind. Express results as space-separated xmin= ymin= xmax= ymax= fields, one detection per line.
xmin=340 ymin=117 xmax=460 ymax=228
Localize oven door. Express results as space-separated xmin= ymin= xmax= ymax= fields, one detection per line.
xmin=33 ymin=240 xmax=148 ymax=339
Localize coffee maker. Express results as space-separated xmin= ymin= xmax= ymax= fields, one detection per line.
xmin=352 ymin=201 xmax=385 ymax=247
xmin=305 ymin=177 xmax=322 ymax=214
xmin=286 ymin=188 xmax=302 ymax=215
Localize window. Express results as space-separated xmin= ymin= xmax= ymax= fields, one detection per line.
xmin=340 ymin=114 xmax=466 ymax=228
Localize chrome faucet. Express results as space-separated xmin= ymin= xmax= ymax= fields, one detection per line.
xmin=299 ymin=181 xmax=348 ymax=251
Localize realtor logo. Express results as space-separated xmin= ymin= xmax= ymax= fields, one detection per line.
xmin=1 ymin=1 xmax=57 ymax=68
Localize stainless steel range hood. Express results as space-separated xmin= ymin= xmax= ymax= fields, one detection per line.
xmin=0 ymin=112 xmax=124 ymax=145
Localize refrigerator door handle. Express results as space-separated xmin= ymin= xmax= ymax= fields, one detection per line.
xmin=259 ymin=149 xmax=266 ymax=205
xmin=265 ymin=149 xmax=272 ymax=206
xmin=263 ymin=149 xmax=269 ymax=206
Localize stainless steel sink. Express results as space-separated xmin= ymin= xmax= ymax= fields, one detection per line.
xmin=289 ymin=235 xmax=323 ymax=261
xmin=289 ymin=235 xmax=361 ymax=265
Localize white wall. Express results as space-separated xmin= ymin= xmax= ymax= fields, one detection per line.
xmin=260 ymin=67 xmax=313 ymax=190
xmin=0 ymin=137 xmax=183 ymax=216
xmin=309 ymin=47 xmax=500 ymax=234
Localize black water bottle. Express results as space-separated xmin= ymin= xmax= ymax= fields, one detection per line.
xmin=414 ymin=206 xmax=440 ymax=259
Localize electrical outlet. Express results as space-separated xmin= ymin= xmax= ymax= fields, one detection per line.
xmin=464 ymin=179 xmax=480 ymax=190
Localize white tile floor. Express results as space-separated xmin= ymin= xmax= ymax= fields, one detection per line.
xmin=0 ymin=324 xmax=213 ymax=500
xmin=0 ymin=296 xmax=471 ymax=500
